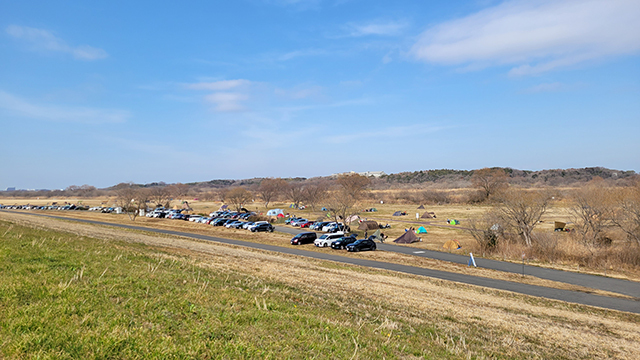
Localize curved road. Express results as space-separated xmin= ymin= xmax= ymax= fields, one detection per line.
xmin=3 ymin=211 xmax=640 ymax=314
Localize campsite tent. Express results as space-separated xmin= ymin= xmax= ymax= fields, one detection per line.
xmin=358 ymin=220 xmax=379 ymax=231
xmin=554 ymin=221 xmax=566 ymax=231
xmin=266 ymin=209 xmax=284 ymax=217
xmin=369 ymin=229 xmax=382 ymax=242
xmin=218 ymin=204 xmax=228 ymax=211
xmin=392 ymin=211 xmax=404 ymax=216
xmin=393 ymin=231 xmax=419 ymax=244
xmin=421 ymin=212 xmax=436 ymax=219
xmin=346 ymin=215 xmax=360 ymax=224
xmin=417 ymin=205 xmax=425 ymax=209
xmin=416 ymin=226 xmax=427 ymax=234
xmin=443 ymin=240 xmax=461 ymax=250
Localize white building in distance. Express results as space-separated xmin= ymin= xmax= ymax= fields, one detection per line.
xmin=331 ymin=171 xmax=386 ymax=178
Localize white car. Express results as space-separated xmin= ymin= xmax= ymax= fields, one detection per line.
xmin=321 ymin=222 xmax=337 ymax=232
xmin=314 ymin=232 xmax=345 ymax=247
xmin=188 ymin=215 xmax=203 ymax=222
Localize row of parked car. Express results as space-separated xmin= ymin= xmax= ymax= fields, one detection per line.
xmin=1 ymin=204 xmax=91 ymax=211
xmin=285 ymin=217 xmax=351 ymax=233
xmin=1 ymin=204 xmax=377 ymax=251
xmin=143 ymin=208 xmax=276 ymax=232
xmin=290 ymin=231 xmax=377 ymax=252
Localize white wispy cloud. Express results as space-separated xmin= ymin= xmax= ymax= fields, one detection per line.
xmin=185 ymin=79 xmax=252 ymax=112
xmin=185 ymin=79 xmax=251 ymax=90
xmin=0 ymin=90 xmax=129 ymax=124
xmin=345 ymin=20 xmax=408 ymax=37
xmin=204 ymin=92 xmax=248 ymax=112
xmin=6 ymin=25 xmax=108 ymax=60
xmin=411 ymin=0 xmax=640 ymax=75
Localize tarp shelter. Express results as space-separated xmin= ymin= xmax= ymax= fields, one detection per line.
xmin=443 ymin=240 xmax=461 ymax=250
xmin=346 ymin=215 xmax=360 ymax=223
xmin=421 ymin=212 xmax=436 ymax=219
xmin=267 ymin=209 xmax=284 ymax=216
xmin=554 ymin=221 xmax=566 ymax=231
xmin=416 ymin=226 xmax=427 ymax=234
xmin=358 ymin=220 xmax=379 ymax=231
xmin=369 ymin=229 xmax=382 ymax=242
xmin=417 ymin=205 xmax=425 ymax=209
xmin=393 ymin=231 xmax=419 ymax=244
xmin=392 ymin=211 xmax=404 ymax=216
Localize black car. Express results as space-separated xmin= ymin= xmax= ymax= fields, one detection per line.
xmin=330 ymin=235 xmax=358 ymax=250
xmin=251 ymin=223 xmax=274 ymax=232
xmin=346 ymin=239 xmax=376 ymax=252
xmin=290 ymin=232 xmax=317 ymax=245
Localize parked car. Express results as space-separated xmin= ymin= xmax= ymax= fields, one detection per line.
xmin=311 ymin=222 xmax=330 ymax=231
xmin=330 ymin=234 xmax=358 ymax=250
xmin=300 ymin=220 xmax=315 ymax=228
xmin=251 ymin=223 xmax=274 ymax=232
xmin=314 ymin=232 xmax=345 ymax=247
xmin=290 ymin=232 xmax=317 ymax=245
xmin=290 ymin=218 xmax=308 ymax=227
xmin=326 ymin=223 xmax=350 ymax=233
xmin=321 ymin=222 xmax=337 ymax=232
xmin=346 ymin=239 xmax=377 ymax=252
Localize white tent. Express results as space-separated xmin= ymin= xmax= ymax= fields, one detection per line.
xmin=266 ymin=208 xmax=284 ymax=216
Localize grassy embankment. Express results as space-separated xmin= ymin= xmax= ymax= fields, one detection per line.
xmin=0 ymin=220 xmax=482 ymax=358
xmin=2 ymin=218 xmax=640 ymax=358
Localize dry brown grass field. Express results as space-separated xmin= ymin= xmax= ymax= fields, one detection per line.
xmin=2 ymin=193 xmax=639 ymax=281
xmin=1 ymin=210 xmax=640 ymax=359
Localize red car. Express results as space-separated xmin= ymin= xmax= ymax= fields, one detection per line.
xmin=300 ymin=221 xmax=315 ymax=228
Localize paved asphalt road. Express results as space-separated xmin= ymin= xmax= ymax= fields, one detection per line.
xmin=4 ymin=211 xmax=640 ymax=314
xmin=277 ymin=226 xmax=640 ymax=299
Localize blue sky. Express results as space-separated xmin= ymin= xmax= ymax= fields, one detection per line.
xmin=1 ymin=0 xmax=639 ymax=190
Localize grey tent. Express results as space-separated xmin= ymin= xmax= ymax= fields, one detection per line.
xmin=393 ymin=231 xmax=419 ymax=244
xmin=369 ymin=229 xmax=382 ymax=242
xmin=421 ymin=212 xmax=436 ymax=219
xmin=392 ymin=211 xmax=403 ymax=216
xmin=417 ymin=205 xmax=425 ymax=209
xmin=358 ymin=220 xmax=379 ymax=231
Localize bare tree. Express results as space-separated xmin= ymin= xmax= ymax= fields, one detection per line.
xmin=149 ymin=186 xmax=171 ymax=208
xmin=471 ymin=168 xmax=509 ymax=201
xmin=225 ymin=187 xmax=253 ymax=212
xmin=325 ymin=174 xmax=371 ymax=230
xmin=115 ymin=184 xmax=150 ymax=221
xmin=167 ymin=183 xmax=189 ymax=200
xmin=467 ymin=210 xmax=505 ymax=253
xmin=612 ymin=178 xmax=640 ymax=245
xmin=257 ymin=178 xmax=287 ymax=208
xmin=496 ymin=188 xmax=550 ymax=247
xmin=303 ymin=180 xmax=329 ymax=211
xmin=570 ymin=178 xmax=616 ymax=248
xmin=285 ymin=182 xmax=307 ymax=209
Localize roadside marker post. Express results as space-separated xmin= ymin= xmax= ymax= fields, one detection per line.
xmin=522 ymin=252 xmax=525 ymax=277
xmin=468 ymin=252 xmax=477 ymax=267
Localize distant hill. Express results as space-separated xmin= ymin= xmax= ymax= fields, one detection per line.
xmin=377 ymin=167 xmax=637 ymax=187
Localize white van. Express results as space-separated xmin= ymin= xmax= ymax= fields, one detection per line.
xmin=314 ymin=232 xmax=345 ymax=247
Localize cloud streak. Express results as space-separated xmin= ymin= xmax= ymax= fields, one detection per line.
xmin=346 ymin=20 xmax=408 ymax=37
xmin=185 ymin=79 xmax=252 ymax=112
xmin=0 ymin=90 xmax=129 ymax=124
xmin=6 ymin=25 xmax=108 ymax=60
xmin=411 ymin=0 xmax=640 ymax=75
